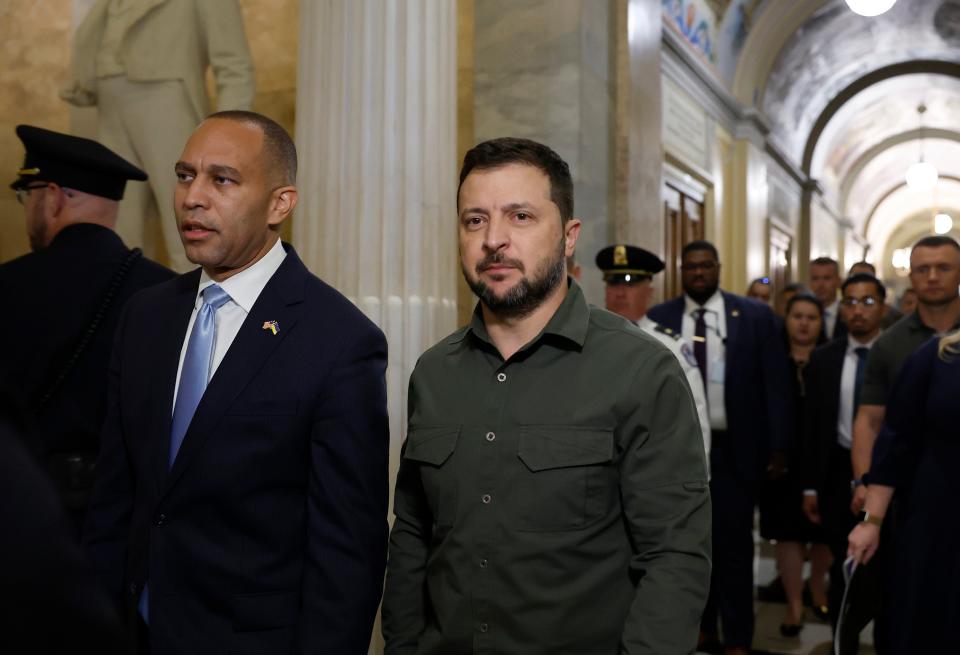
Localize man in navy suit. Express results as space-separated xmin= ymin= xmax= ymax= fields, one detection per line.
xmin=648 ymin=240 xmax=791 ymax=655
xmin=800 ymin=273 xmax=887 ymax=654
xmin=84 ymin=111 xmax=389 ymax=654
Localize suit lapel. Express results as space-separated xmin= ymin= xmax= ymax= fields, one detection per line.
xmin=163 ymin=248 xmax=307 ymax=493
xmin=722 ymin=292 xmax=741 ymax=356
xmin=826 ymin=339 xmax=846 ymax=428
xmin=147 ymin=271 xmax=200 ymax=494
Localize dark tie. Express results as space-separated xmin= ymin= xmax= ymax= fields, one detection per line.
xmin=853 ymin=346 xmax=869 ymax=415
xmin=694 ymin=309 xmax=708 ymax=390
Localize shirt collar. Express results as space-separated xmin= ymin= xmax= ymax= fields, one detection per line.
xmin=846 ymin=332 xmax=879 ymax=353
xmin=457 ymin=277 xmax=590 ymax=349
xmin=195 ymin=238 xmax=287 ymax=312
xmin=684 ymin=289 xmax=723 ymax=316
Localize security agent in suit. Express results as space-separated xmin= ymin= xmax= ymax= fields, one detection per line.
xmin=596 ymin=243 xmax=711 ymax=460
xmin=800 ymin=273 xmax=887 ymax=654
xmin=61 ymin=0 xmax=255 ymax=271
xmin=810 ymin=257 xmax=848 ymax=342
xmin=647 ymin=240 xmax=792 ymax=654
xmin=83 ymin=111 xmax=389 ymax=654
xmin=0 ymin=125 xmax=173 ymax=531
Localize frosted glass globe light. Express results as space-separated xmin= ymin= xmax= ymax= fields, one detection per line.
xmin=905 ymin=160 xmax=938 ymax=192
xmin=845 ymin=0 xmax=897 ymax=16
xmin=935 ymin=213 xmax=953 ymax=235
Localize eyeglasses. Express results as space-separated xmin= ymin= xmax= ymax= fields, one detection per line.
xmin=840 ymin=296 xmax=879 ymax=307
xmin=680 ymin=261 xmax=718 ymax=272
xmin=15 ymin=183 xmax=49 ymax=205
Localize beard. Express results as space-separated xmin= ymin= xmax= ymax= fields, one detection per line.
xmin=463 ymin=237 xmax=567 ymax=320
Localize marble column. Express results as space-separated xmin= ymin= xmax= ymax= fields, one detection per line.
xmin=294 ymin=6 xmax=458 ymax=649
xmin=614 ymin=0 xmax=664 ymax=259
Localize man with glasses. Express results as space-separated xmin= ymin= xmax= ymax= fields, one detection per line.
xmin=648 ymin=240 xmax=791 ymax=655
xmin=846 ymin=235 xmax=960 ymax=650
xmin=0 ymin=125 xmax=173 ymax=532
xmin=801 ymin=273 xmax=886 ymax=654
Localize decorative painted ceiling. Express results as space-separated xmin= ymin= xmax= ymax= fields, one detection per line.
xmin=756 ymin=0 xmax=960 ymax=262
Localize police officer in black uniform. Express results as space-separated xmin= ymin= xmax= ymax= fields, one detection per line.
xmin=0 ymin=125 xmax=174 ymax=533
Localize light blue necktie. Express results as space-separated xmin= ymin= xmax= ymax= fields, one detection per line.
xmin=168 ymin=283 xmax=232 ymax=469
xmin=139 ymin=283 xmax=231 ymax=624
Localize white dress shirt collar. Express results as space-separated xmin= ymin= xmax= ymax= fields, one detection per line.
xmin=194 ymin=238 xmax=287 ymax=311
xmin=684 ymin=290 xmax=724 ymax=317
xmin=846 ymin=332 xmax=879 ymax=355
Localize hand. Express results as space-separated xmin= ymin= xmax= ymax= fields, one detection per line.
xmin=802 ymin=495 xmax=821 ymax=524
xmin=848 ymin=522 xmax=881 ymax=565
xmin=766 ymin=451 xmax=788 ymax=480
xmin=850 ymin=484 xmax=867 ymax=514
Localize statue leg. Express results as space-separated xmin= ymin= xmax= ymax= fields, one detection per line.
xmin=96 ymin=77 xmax=151 ymax=254
xmin=96 ymin=77 xmax=201 ymax=272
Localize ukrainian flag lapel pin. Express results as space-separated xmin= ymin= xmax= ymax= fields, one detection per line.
xmin=262 ymin=320 xmax=279 ymax=335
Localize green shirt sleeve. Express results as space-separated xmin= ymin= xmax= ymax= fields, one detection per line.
xmin=618 ymin=347 xmax=712 ymax=654
xmin=859 ymin=338 xmax=892 ymax=406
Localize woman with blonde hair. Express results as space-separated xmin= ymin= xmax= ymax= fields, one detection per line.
xmin=847 ymin=328 xmax=960 ymax=650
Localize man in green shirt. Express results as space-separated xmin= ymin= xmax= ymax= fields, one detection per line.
xmin=382 ymin=137 xmax=711 ymax=654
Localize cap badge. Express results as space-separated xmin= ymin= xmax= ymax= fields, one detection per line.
xmin=613 ymin=245 xmax=628 ymax=266
xmin=262 ymin=320 xmax=279 ymax=335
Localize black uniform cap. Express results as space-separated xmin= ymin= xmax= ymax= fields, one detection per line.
xmin=595 ymin=244 xmax=665 ymax=283
xmin=10 ymin=125 xmax=147 ymax=201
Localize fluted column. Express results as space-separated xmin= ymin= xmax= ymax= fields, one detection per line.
xmin=295 ymin=5 xmax=457 ymax=638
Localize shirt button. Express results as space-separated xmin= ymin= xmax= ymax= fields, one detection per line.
xmin=479 ymin=623 xmax=489 ymax=633
xmin=481 ymin=494 xmax=492 ymax=504
xmin=480 ymin=558 xmax=488 ymax=568
xmin=485 ymin=431 xmax=496 ymax=442
xmin=496 ymin=372 xmax=506 ymax=382
xmin=129 ymin=582 xmax=138 ymax=596
xmin=154 ymin=513 xmax=166 ymax=527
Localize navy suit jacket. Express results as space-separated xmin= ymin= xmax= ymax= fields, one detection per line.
xmin=648 ymin=291 xmax=792 ymax=480
xmin=83 ymin=244 xmax=389 ymax=654
xmin=799 ymin=338 xmax=847 ymax=495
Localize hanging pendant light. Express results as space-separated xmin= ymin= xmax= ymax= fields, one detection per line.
xmin=905 ymin=103 xmax=938 ymax=192
xmin=935 ymin=213 xmax=954 ymax=235
xmin=845 ymin=0 xmax=898 ymax=16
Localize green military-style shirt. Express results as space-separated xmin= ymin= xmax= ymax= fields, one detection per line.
xmin=860 ymin=311 xmax=959 ymax=406
xmin=383 ymin=281 xmax=711 ymax=655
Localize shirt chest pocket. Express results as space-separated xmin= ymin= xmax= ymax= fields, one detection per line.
xmin=402 ymin=426 xmax=460 ymax=526
xmin=515 ymin=426 xmax=615 ymax=532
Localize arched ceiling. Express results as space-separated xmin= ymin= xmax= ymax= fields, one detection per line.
xmin=761 ymin=0 xmax=960 ymax=165
xmin=844 ymin=139 xmax=960 ymax=228
xmin=736 ymin=0 xmax=960 ymax=276
xmin=865 ymin=178 xmax=960 ymax=264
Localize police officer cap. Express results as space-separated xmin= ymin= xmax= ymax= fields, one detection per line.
xmin=595 ymin=244 xmax=665 ymax=283
xmin=10 ymin=124 xmax=147 ymax=201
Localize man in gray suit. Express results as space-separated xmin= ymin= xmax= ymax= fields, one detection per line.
xmin=61 ymin=0 xmax=255 ymax=271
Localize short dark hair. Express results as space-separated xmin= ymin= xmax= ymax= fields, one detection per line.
xmin=786 ymin=292 xmax=823 ymax=317
xmin=782 ymin=282 xmax=808 ymax=295
xmin=458 ymin=137 xmax=573 ymax=222
xmin=842 ymin=272 xmax=887 ymax=301
xmin=810 ymin=256 xmax=839 ymax=273
xmin=681 ymin=240 xmax=719 ymax=261
xmin=849 ymin=261 xmax=876 ymax=274
xmin=912 ymin=235 xmax=960 ymax=253
xmin=207 ymin=110 xmax=297 ymax=186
